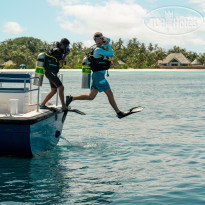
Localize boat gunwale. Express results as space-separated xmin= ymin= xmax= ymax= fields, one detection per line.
xmin=0 ymin=109 xmax=64 ymax=125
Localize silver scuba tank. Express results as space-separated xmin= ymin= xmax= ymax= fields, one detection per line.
xmin=33 ymin=52 xmax=46 ymax=86
xmin=81 ymin=56 xmax=91 ymax=89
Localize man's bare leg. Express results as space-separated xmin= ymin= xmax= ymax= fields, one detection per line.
xmin=73 ymin=89 xmax=99 ymax=101
xmin=104 ymin=89 xmax=120 ymax=113
xmin=58 ymin=85 xmax=67 ymax=108
xmin=41 ymin=88 xmax=57 ymax=106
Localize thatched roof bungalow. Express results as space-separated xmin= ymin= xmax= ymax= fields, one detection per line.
xmin=191 ymin=59 xmax=202 ymax=66
xmin=158 ymin=53 xmax=191 ymax=67
xmin=2 ymin=60 xmax=16 ymax=66
xmin=117 ymin=60 xmax=125 ymax=65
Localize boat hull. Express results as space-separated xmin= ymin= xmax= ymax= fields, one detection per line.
xmin=0 ymin=111 xmax=65 ymax=156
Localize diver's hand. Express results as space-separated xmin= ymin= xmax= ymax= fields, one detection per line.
xmin=59 ymin=49 xmax=70 ymax=65
xmin=59 ymin=60 xmax=64 ymax=66
xmin=64 ymin=49 xmax=70 ymax=56
xmin=102 ymin=37 xmax=109 ymax=44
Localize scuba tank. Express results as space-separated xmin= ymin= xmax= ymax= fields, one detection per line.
xmin=33 ymin=52 xmax=46 ymax=86
xmin=81 ymin=56 xmax=91 ymax=89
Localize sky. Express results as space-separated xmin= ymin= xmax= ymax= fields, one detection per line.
xmin=0 ymin=0 xmax=204 ymax=53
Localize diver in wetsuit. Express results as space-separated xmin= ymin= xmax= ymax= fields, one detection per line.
xmin=66 ymin=32 xmax=126 ymax=118
xmin=39 ymin=38 xmax=70 ymax=110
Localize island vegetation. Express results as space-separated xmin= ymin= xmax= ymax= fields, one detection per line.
xmin=0 ymin=37 xmax=204 ymax=69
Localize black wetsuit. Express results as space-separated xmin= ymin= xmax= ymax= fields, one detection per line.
xmin=45 ymin=47 xmax=64 ymax=88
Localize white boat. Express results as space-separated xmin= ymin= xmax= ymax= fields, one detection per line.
xmin=0 ymin=72 xmax=83 ymax=156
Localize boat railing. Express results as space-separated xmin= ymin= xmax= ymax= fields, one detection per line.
xmin=39 ymin=73 xmax=63 ymax=106
xmin=55 ymin=73 xmax=63 ymax=106
xmin=0 ymin=73 xmax=63 ymax=113
xmin=0 ymin=73 xmax=41 ymax=112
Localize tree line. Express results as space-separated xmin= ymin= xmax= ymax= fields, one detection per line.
xmin=0 ymin=37 xmax=204 ymax=69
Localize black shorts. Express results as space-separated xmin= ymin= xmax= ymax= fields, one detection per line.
xmin=45 ymin=70 xmax=62 ymax=88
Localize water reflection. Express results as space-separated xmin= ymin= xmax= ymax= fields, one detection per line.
xmin=0 ymin=144 xmax=120 ymax=204
xmin=0 ymin=157 xmax=32 ymax=202
xmin=0 ymin=150 xmax=70 ymax=204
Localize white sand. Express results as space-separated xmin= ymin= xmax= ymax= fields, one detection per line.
xmin=1 ymin=68 xmax=204 ymax=73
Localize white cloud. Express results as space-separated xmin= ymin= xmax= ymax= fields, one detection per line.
xmin=189 ymin=0 xmax=205 ymax=11
xmin=83 ymin=39 xmax=94 ymax=48
xmin=59 ymin=1 xmax=147 ymax=38
xmin=46 ymin=0 xmax=62 ymax=6
xmin=47 ymin=0 xmax=81 ymax=6
xmin=124 ymin=0 xmax=136 ymax=4
xmin=48 ymin=0 xmax=205 ymax=52
xmin=3 ymin=22 xmax=23 ymax=34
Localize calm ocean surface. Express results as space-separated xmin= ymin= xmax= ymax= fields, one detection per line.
xmin=0 ymin=71 xmax=205 ymax=205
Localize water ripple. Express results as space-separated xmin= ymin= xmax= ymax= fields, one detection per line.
xmin=1 ymin=72 xmax=205 ymax=204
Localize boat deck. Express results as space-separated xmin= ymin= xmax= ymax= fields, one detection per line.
xmin=0 ymin=106 xmax=64 ymax=125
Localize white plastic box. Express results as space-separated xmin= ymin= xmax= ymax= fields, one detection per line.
xmin=0 ymin=92 xmax=29 ymax=114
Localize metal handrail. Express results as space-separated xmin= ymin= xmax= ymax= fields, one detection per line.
xmin=55 ymin=73 xmax=63 ymax=106
xmin=0 ymin=76 xmax=41 ymax=112
xmin=31 ymin=76 xmax=40 ymax=112
xmin=0 ymin=73 xmax=63 ymax=113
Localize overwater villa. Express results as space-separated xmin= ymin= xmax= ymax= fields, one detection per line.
xmin=157 ymin=53 xmax=205 ymax=69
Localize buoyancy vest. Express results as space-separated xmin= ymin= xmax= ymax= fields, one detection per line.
xmin=45 ymin=48 xmax=64 ymax=71
xmin=88 ymin=47 xmax=111 ymax=72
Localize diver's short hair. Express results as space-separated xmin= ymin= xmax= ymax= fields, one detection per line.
xmin=60 ymin=38 xmax=70 ymax=46
xmin=93 ymin=32 xmax=103 ymax=40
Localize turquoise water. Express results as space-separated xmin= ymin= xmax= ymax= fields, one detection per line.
xmin=1 ymin=71 xmax=205 ymax=204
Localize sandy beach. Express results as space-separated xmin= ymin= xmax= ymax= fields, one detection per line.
xmin=1 ymin=68 xmax=205 ymax=73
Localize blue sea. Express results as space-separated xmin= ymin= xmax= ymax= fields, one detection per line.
xmin=0 ymin=71 xmax=205 ymax=205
